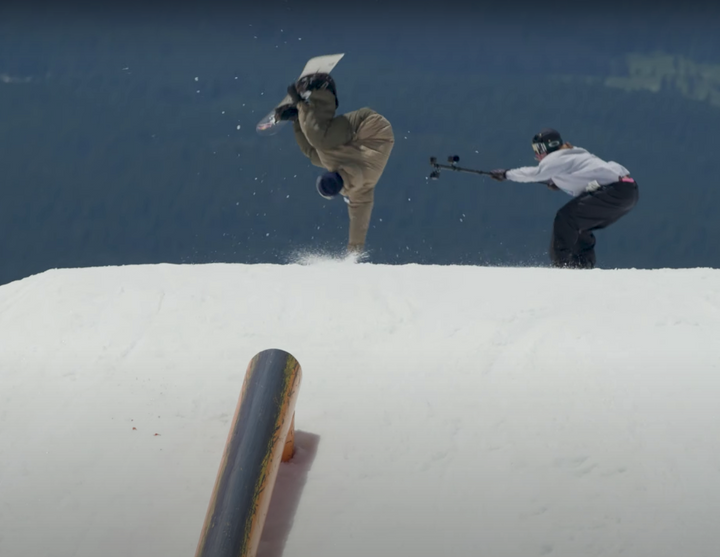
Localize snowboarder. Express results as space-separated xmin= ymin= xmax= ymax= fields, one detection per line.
xmin=489 ymin=128 xmax=639 ymax=269
xmin=274 ymin=72 xmax=394 ymax=255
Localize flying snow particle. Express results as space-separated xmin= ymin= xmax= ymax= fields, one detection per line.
xmin=194 ymin=77 xmax=199 ymax=81
xmin=236 ymin=125 xmax=241 ymax=130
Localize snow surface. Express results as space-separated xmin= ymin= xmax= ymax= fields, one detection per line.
xmin=1 ymin=260 xmax=720 ymax=557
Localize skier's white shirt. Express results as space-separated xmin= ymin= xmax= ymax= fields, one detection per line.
xmin=506 ymin=147 xmax=630 ymax=197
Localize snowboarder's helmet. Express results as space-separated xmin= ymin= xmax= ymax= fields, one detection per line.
xmin=532 ymin=128 xmax=563 ymax=156
xmin=296 ymin=73 xmax=338 ymax=107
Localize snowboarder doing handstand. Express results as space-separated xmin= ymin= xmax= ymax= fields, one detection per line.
xmin=274 ymin=73 xmax=394 ymax=255
xmin=489 ymin=128 xmax=639 ymax=269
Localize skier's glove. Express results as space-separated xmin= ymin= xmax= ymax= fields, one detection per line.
xmin=275 ymin=104 xmax=298 ymax=122
xmin=489 ymin=169 xmax=507 ymax=182
xmin=287 ymin=83 xmax=303 ymax=104
xmin=545 ymin=181 xmax=560 ymax=191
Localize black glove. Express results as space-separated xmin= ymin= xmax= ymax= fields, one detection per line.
xmin=287 ymin=83 xmax=303 ymax=104
xmin=274 ymin=104 xmax=298 ymax=122
xmin=296 ymin=73 xmax=339 ymax=108
xmin=489 ymin=169 xmax=507 ymax=182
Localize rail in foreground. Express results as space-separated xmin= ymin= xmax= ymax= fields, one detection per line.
xmin=195 ymin=349 xmax=302 ymax=557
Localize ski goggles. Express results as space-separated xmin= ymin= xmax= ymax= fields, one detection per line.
xmin=532 ymin=143 xmax=547 ymax=161
xmin=532 ymin=139 xmax=561 ymax=155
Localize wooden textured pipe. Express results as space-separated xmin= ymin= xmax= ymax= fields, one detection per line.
xmin=195 ymin=349 xmax=302 ymax=557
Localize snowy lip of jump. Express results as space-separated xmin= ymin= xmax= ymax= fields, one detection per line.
xmin=286 ymin=248 xmax=365 ymax=266
xmin=1 ymin=262 xmax=719 ymax=557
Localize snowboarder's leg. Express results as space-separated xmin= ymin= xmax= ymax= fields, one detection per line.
xmin=549 ymin=211 xmax=583 ymax=268
xmin=575 ymin=230 xmax=597 ymax=269
xmin=550 ymin=180 xmax=638 ymax=268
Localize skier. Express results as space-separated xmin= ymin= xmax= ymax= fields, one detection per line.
xmin=489 ymin=128 xmax=639 ymax=269
xmin=274 ymin=73 xmax=394 ymax=255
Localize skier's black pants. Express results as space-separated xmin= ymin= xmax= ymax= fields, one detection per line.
xmin=550 ymin=179 xmax=639 ymax=269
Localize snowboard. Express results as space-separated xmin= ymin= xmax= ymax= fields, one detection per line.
xmin=255 ymin=53 xmax=345 ymax=137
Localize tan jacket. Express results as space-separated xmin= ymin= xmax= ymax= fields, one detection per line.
xmin=292 ymin=89 xmax=394 ymax=252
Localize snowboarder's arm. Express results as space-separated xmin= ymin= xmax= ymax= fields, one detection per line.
xmin=346 ymin=188 xmax=374 ymax=253
xmin=297 ymin=89 xmax=354 ymax=150
xmin=292 ymin=121 xmax=324 ymax=168
xmin=506 ymin=163 xmax=556 ymax=184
